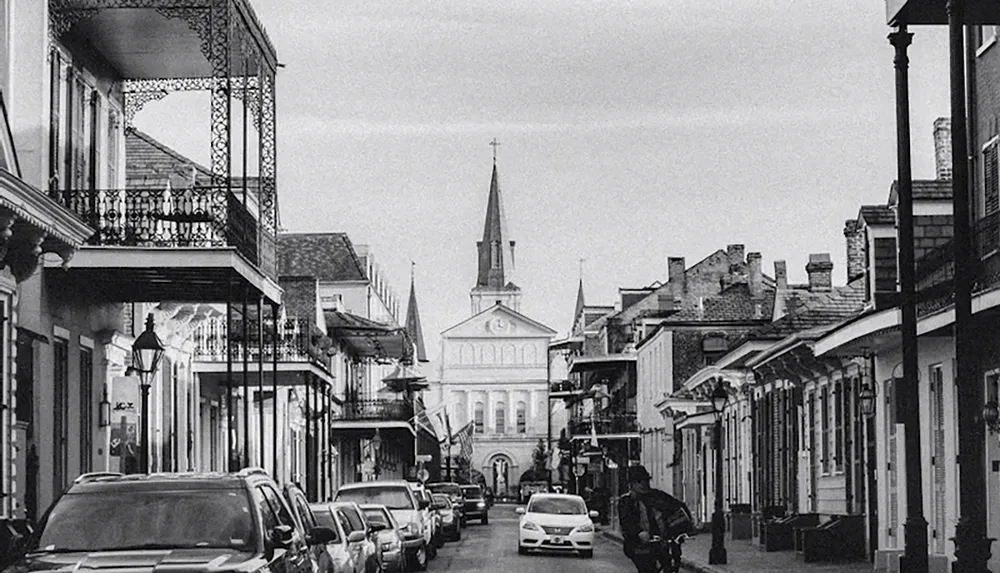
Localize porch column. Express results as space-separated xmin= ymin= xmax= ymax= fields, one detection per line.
xmin=272 ymin=302 xmax=279 ymax=478
xmin=226 ymin=285 xmax=235 ymax=472
xmin=949 ymin=0 xmax=994 ymax=570
xmin=257 ymin=296 xmax=264 ymax=468
xmin=241 ymin=287 xmax=249 ymax=468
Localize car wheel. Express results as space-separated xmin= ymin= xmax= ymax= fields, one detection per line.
xmin=481 ymin=514 xmax=488 ymax=525
xmin=518 ymin=544 xmax=528 ymax=555
xmin=428 ymin=542 xmax=437 ymax=560
xmin=411 ymin=546 xmax=428 ymax=572
xmin=579 ymin=550 xmax=593 ymax=559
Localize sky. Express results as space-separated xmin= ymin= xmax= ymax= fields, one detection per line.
xmin=135 ymin=0 xmax=951 ymax=357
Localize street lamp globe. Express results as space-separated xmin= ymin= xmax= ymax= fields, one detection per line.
xmin=859 ymin=381 xmax=878 ymax=419
xmin=710 ymin=383 xmax=728 ymax=415
xmin=132 ymin=314 xmax=165 ymax=382
xmin=372 ymin=428 xmax=382 ymax=452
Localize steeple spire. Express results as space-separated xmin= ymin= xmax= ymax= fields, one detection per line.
xmin=405 ymin=262 xmax=428 ymax=363
xmin=476 ymin=153 xmax=516 ymax=290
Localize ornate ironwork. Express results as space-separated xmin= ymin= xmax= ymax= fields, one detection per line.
xmin=49 ymin=8 xmax=100 ymax=38
xmin=334 ymin=399 xmax=414 ymax=423
xmin=569 ymin=412 xmax=638 ymax=436
xmin=258 ymin=72 xmax=277 ymax=234
xmin=195 ymin=315 xmax=316 ymax=363
xmin=156 ymin=7 xmax=211 ymax=61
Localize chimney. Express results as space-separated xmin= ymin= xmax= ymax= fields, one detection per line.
xmin=726 ymin=244 xmax=745 ymax=269
xmin=668 ymin=257 xmax=686 ymax=294
xmin=747 ymin=252 xmax=763 ymax=297
xmin=933 ymin=117 xmax=953 ymax=181
xmin=844 ymin=219 xmax=866 ymax=283
xmin=806 ymin=253 xmax=834 ymax=291
xmin=774 ymin=260 xmax=788 ymax=290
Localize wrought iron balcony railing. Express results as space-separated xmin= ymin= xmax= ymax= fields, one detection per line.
xmin=569 ymin=412 xmax=638 ymax=436
xmin=194 ymin=316 xmax=320 ymax=365
xmin=333 ymin=399 xmax=414 ymax=423
xmin=912 ymin=212 xmax=1000 ymax=312
xmin=550 ymin=380 xmax=583 ymax=394
xmin=59 ymin=186 xmax=276 ymax=279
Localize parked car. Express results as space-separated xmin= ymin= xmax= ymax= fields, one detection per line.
xmin=328 ymin=502 xmax=382 ymax=573
xmin=283 ymin=482 xmax=341 ymax=573
xmin=310 ymin=503 xmax=367 ymax=573
xmin=404 ymin=483 xmax=440 ymax=554
xmin=516 ymin=493 xmax=598 ymax=558
xmin=334 ymin=481 xmax=430 ymax=572
xmin=359 ymin=505 xmax=406 ymax=573
xmin=426 ymin=482 xmax=466 ymax=526
xmin=6 ymin=469 xmax=337 ymax=573
xmin=429 ymin=493 xmax=460 ymax=542
xmin=460 ymin=485 xmax=489 ymax=525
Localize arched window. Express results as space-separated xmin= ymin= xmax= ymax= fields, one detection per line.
xmin=516 ymin=402 xmax=526 ymax=433
xmin=495 ymin=402 xmax=506 ymax=434
xmin=474 ymin=403 xmax=484 ymax=434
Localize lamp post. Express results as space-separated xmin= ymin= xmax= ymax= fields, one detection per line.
xmin=858 ymin=378 xmax=878 ymax=420
xmin=709 ymin=382 xmax=728 ymax=565
xmin=132 ymin=313 xmax=165 ymax=474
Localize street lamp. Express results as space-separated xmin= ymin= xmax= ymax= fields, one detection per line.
xmin=858 ymin=379 xmax=878 ymax=420
xmin=709 ymin=381 xmax=728 ymax=565
xmin=132 ymin=313 xmax=165 ymax=474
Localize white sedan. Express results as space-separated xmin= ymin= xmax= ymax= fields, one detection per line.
xmin=516 ymin=493 xmax=598 ymax=558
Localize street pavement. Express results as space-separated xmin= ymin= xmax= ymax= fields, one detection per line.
xmin=428 ymin=503 xmax=635 ymax=573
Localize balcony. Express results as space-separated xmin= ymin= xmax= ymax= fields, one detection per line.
xmin=569 ymin=412 xmax=638 ymax=439
xmin=550 ymin=380 xmax=584 ymax=396
xmin=912 ymin=212 xmax=1000 ymax=315
xmin=330 ymin=398 xmax=417 ymax=437
xmin=193 ymin=316 xmax=318 ymax=364
xmin=886 ymin=0 xmax=998 ymax=25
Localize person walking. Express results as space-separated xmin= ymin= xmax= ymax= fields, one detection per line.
xmin=618 ymin=465 xmax=693 ymax=573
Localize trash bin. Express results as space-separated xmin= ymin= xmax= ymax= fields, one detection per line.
xmin=730 ymin=503 xmax=753 ymax=540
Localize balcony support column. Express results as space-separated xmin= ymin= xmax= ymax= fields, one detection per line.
xmin=272 ymin=302 xmax=279 ymax=480
xmin=209 ymin=0 xmax=232 ymax=190
xmin=949 ymin=0 xmax=995 ymax=570
xmin=257 ymin=295 xmax=264 ymax=468
xmin=242 ymin=285 xmax=249 ymax=469
xmin=226 ymin=284 xmax=235 ymax=472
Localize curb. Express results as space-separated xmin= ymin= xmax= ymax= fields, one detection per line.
xmin=600 ymin=531 xmax=726 ymax=573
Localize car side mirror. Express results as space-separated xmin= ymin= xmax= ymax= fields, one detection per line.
xmin=270 ymin=525 xmax=295 ymax=550
xmin=347 ymin=531 xmax=366 ymax=544
xmin=369 ymin=523 xmax=387 ymax=533
xmin=307 ymin=526 xmax=337 ymax=546
xmin=589 ymin=510 xmax=600 ymax=519
xmin=419 ymin=499 xmax=430 ymax=510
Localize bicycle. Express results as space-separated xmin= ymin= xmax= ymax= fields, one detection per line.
xmin=646 ymin=532 xmax=689 ymax=573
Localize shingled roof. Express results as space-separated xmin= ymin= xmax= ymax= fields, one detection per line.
xmin=666 ymin=282 xmax=775 ymax=323
xmin=888 ymin=179 xmax=952 ymax=205
xmin=277 ymin=233 xmax=366 ymax=282
xmin=126 ymin=129 xmax=213 ymax=188
xmin=859 ymin=205 xmax=895 ymax=226
xmin=734 ymin=279 xmax=867 ymax=344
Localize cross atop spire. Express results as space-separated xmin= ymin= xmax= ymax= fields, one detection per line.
xmin=489 ymin=137 xmax=500 ymax=163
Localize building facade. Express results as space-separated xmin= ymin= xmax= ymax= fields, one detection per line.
xmin=428 ymin=160 xmax=555 ymax=497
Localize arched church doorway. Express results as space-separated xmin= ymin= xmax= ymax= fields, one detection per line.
xmin=486 ymin=454 xmax=515 ymax=498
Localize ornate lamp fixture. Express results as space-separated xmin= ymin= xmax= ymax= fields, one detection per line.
xmin=983 ymin=401 xmax=1000 ymax=435
xmin=858 ymin=380 xmax=878 ymax=419
xmin=98 ymin=386 xmax=112 ymax=428
xmin=132 ymin=314 xmax=165 ymax=474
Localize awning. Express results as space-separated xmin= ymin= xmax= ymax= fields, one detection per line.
xmin=549 ymin=336 xmax=583 ymax=352
xmin=568 ymin=353 xmax=636 ymax=374
xmin=325 ymin=310 xmax=409 ymax=360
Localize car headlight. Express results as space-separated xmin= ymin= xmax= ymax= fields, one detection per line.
xmin=521 ymin=521 xmax=541 ymax=531
xmin=442 ymin=513 xmax=454 ymax=523
xmin=476 ymin=501 xmax=486 ymax=508
xmin=381 ymin=537 xmax=401 ymax=551
xmin=575 ymin=523 xmax=594 ymax=533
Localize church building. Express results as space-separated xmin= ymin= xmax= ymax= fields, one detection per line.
xmin=428 ymin=157 xmax=555 ymax=498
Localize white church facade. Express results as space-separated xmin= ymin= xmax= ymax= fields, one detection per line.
xmin=427 ymin=158 xmax=555 ymax=497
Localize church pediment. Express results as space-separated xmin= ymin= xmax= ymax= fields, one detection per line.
xmin=442 ymin=303 xmax=555 ymax=340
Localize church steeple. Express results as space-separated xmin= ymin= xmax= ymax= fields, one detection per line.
xmin=471 ymin=142 xmax=521 ymax=315
xmin=405 ymin=264 xmax=428 ymax=363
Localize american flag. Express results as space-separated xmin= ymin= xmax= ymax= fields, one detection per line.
xmin=453 ymin=421 xmax=474 ymax=460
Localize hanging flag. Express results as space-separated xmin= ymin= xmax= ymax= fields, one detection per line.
xmin=453 ymin=421 xmax=474 ymax=460
xmin=590 ymin=409 xmax=600 ymax=449
xmin=436 ymin=409 xmax=452 ymax=445
xmin=410 ymin=399 xmax=441 ymax=437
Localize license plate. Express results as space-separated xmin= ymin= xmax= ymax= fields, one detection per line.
xmin=552 ymin=537 xmax=563 ymax=544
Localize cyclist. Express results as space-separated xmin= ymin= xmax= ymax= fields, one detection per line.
xmin=618 ymin=465 xmax=693 ymax=573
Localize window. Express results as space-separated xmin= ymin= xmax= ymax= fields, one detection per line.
xmin=53 ymin=337 xmax=69 ymax=493
xmin=258 ymin=485 xmax=295 ymax=528
xmin=474 ymin=403 xmax=484 ymax=434
xmin=821 ymin=385 xmax=830 ymax=474
xmin=47 ymin=50 xmax=102 ymax=196
xmin=983 ymin=141 xmax=999 ymax=255
xmin=834 ymin=380 xmax=843 ymax=472
xmin=702 ymin=335 xmax=728 ymax=366
xmin=516 ymin=402 xmax=526 ymax=433
xmin=976 ymin=25 xmax=998 ymax=52
xmin=79 ymin=346 xmax=93 ymax=473
xmin=495 ymin=402 xmax=505 ymax=434
xmin=106 ymin=109 xmax=120 ymax=187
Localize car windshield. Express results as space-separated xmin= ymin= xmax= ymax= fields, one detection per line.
xmin=336 ymin=487 xmax=414 ymax=510
xmin=461 ymin=486 xmax=482 ymax=499
xmin=309 ymin=506 xmax=342 ymax=542
xmin=528 ymin=497 xmax=587 ymax=515
xmin=35 ymin=489 xmax=255 ymax=552
xmin=427 ymin=484 xmax=462 ymax=499
xmin=431 ymin=494 xmax=450 ymax=508
xmin=362 ymin=508 xmax=392 ymax=528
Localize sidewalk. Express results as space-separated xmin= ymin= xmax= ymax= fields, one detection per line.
xmin=601 ymin=528 xmax=873 ymax=573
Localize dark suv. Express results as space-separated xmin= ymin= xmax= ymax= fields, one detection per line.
xmin=1 ymin=469 xmax=337 ymax=573
xmin=460 ymin=485 xmax=488 ymax=525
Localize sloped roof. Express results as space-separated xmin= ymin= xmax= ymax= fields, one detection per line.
xmin=888 ymin=179 xmax=953 ymax=205
xmin=476 ymin=162 xmax=516 ymax=289
xmin=277 ymin=233 xmax=366 ymax=281
xmin=735 ymin=279 xmax=867 ymax=344
xmin=663 ymin=282 xmax=775 ymax=323
xmin=126 ymin=129 xmax=213 ymax=187
xmin=405 ymin=276 xmax=428 ymax=362
xmin=859 ymin=205 xmax=895 ymax=226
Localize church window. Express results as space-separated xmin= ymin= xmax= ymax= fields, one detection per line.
xmin=491 ymin=240 xmax=501 ymax=268
xmin=516 ymin=402 xmax=526 ymax=433
xmin=474 ymin=403 xmax=484 ymax=434
xmin=495 ymin=403 xmax=506 ymax=434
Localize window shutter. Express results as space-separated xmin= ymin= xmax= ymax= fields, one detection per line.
xmin=986 ymin=143 xmax=999 ymax=215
